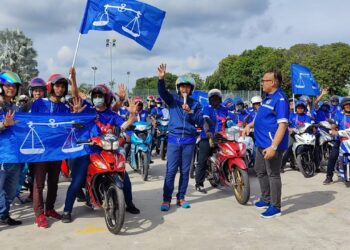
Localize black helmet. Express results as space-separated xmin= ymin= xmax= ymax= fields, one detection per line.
xmin=341 ymin=96 xmax=350 ymax=109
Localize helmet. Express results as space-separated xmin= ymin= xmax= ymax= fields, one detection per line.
xmin=251 ymin=95 xmax=262 ymax=104
xmin=330 ymin=95 xmax=339 ymax=103
xmin=91 ymin=84 xmax=115 ymax=108
xmin=223 ymin=97 xmax=233 ymax=106
xmin=299 ymin=95 xmax=311 ymax=103
xmin=235 ymin=98 xmax=244 ymax=106
xmin=175 ymin=75 xmax=195 ymax=95
xmin=29 ymin=77 xmax=47 ymax=97
xmin=0 ymin=71 xmax=22 ymax=96
xmin=295 ymin=100 xmax=307 ymax=109
xmin=341 ymin=96 xmax=350 ymax=109
xmin=147 ymin=95 xmax=155 ymax=102
xmin=18 ymin=94 xmax=29 ymax=102
xmin=47 ymin=74 xmax=69 ymax=97
xmin=134 ymin=96 xmax=143 ymax=104
xmin=155 ymin=97 xmax=163 ymax=104
xmin=208 ymin=89 xmax=222 ymax=99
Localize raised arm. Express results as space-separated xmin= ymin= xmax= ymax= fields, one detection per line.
xmin=157 ymin=64 xmax=173 ymax=105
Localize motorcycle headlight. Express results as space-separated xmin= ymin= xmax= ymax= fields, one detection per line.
xmin=112 ymin=140 xmax=119 ymax=150
xmin=102 ymin=140 xmax=112 ymax=150
xmin=94 ymin=160 xmax=108 ymax=170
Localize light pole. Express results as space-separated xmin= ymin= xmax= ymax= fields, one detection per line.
xmin=106 ymin=38 xmax=116 ymax=88
xmin=91 ymin=66 xmax=97 ymax=86
xmin=127 ymin=71 xmax=130 ymax=93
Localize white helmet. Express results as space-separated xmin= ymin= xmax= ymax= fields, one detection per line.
xmin=208 ymin=88 xmax=222 ymax=99
xmin=251 ymin=95 xmax=262 ymax=104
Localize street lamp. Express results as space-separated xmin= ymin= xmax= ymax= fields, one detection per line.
xmin=106 ymin=38 xmax=116 ymax=85
xmin=91 ymin=66 xmax=98 ymax=86
xmin=127 ymin=71 xmax=130 ymax=92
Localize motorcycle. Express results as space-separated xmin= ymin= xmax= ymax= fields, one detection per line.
xmin=155 ymin=118 xmax=169 ymax=160
xmin=207 ymin=124 xmax=250 ymax=205
xmin=234 ymin=126 xmax=255 ymax=169
xmin=290 ymin=123 xmax=317 ymax=178
xmin=338 ymin=128 xmax=350 ymax=182
xmin=318 ymin=120 xmax=336 ymax=170
xmin=78 ymin=132 xmax=126 ymax=235
xmin=130 ymin=121 xmax=153 ymax=181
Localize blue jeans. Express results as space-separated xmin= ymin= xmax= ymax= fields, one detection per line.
xmin=163 ymin=143 xmax=195 ymax=202
xmin=0 ymin=163 xmax=22 ymax=219
xmin=64 ymin=155 xmax=90 ymax=213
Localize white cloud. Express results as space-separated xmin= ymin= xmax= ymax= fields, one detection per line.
xmin=57 ymin=46 xmax=73 ymax=65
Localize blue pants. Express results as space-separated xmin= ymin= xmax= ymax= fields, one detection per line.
xmin=64 ymin=155 xmax=90 ymax=213
xmin=0 ymin=163 xmax=22 ymax=219
xmin=163 ymin=143 xmax=195 ymax=202
xmin=64 ymin=155 xmax=134 ymax=212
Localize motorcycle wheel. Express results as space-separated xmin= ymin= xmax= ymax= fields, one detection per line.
xmin=160 ymin=140 xmax=166 ymax=161
xmin=296 ymin=151 xmax=315 ymax=178
xmin=140 ymin=151 xmax=149 ymax=181
xmin=190 ymin=146 xmax=198 ymax=179
xmin=104 ymin=183 xmax=125 ymax=234
xmin=207 ymin=164 xmax=219 ymax=188
xmin=230 ymin=167 xmax=250 ymax=205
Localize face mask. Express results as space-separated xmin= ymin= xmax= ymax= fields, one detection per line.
xmin=236 ymin=104 xmax=243 ymax=112
xmin=227 ymin=105 xmax=234 ymax=111
xmin=156 ymin=104 xmax=161 ymax=107
xmin=321 ymin=105 xmax=329 ymax=112
xmin=93 ymin=97 xmax=104 ymax=107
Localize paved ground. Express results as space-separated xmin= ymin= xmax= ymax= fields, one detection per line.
xmin=1 ymin=158 xmax=350 ymax=250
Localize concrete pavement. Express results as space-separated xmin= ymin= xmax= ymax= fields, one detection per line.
xmin=1 ymin=158 xmax=350 ymax=250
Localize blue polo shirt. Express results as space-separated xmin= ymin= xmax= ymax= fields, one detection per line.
xmin=151 ymin=107 xmax=164 ymax=119
xmin=31 ymin=98 xmax=70 ymax=114
xmin=201 ymin=105 xmax=228 ymax=139
xmin=289 ymin=113 xmax=312 ymax=128
xmin=136 ymin=110 xmax=148 ymax=122
xmin=254 ymin=88 xmax=289 ymax=151
xmin=335 ymin=113 xmax=350 ymax=130
xmin=118 ymin=106 xmax=129 ymax=120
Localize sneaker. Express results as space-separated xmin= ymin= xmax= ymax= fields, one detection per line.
xmin=176 ymin=199 xmax=190 ymax=208
xmin=35 ymin=214 xmax=49 ymax=228
xmin=195 ymin=185 xmax=207 ymax=194
xmin=260 ymin=205 xmax=281 ymax=218
xmin=126 ymin=205 xmax=140 ymax=214
xmin=0 ymin=216 xmax=22 ymax=226
xmin=323 ymin=176 xmax=333 ymax=185
xmin=45 ymin=209 xmax=62 ymax=220
xmin=61 ymin=212 xmax=72 ymax=223
xmin=254 ymin=199 xmax=270 ymax=209
xmin=160 ymin=201 xmax=170 ymax=212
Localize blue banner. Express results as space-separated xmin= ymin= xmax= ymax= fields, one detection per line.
xmin=291 ymin=64 xmax=320 ymax=96
xmin=0 ymin=113 xmax=98 ymax=163
xmin=192 ymin=90 xmax=209 ymax=107
xmin=79 ymin=0 xmax=166 ymax=50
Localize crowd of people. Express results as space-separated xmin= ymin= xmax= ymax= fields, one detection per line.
xmin=0 ymin=64 xmax=349 ymax=229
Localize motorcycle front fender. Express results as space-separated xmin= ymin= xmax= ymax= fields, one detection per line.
xmin=227 ymin=157 xmax=247 ymax=171
xmin=136 ymin=144 xmax=149 ymax=153
xmin=296 ymin=145 xmax=313 ymax=155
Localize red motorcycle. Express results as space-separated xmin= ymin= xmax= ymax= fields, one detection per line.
xmin=206 ymin=119 xmax=250 ymax=205
xmin=78 ymin=132 xmax=126 ymax=234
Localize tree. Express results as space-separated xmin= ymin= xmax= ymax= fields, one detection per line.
xmin=78 ymin=83 xmax=93 ymax=94
xmin=108 ymin=80 xmax=116 ymax=92
xmin=0 ymin=29 xmax=39 ymax=94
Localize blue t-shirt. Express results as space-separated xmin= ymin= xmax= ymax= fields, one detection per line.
xmin=201 ymin=105 xmax=228 ymax=139
xmin=254 ymin=88 xmax=289 ymax=151
xmin=151 ymin=107 xmax=164 ymax=119
xmin=227 ymin=110 xmax=250 ymax=127
xmin=30 ymin=98 xmax=70 ymax=114
xmin=118 ymin=107 xmax=129 ymax=120
xmin=315 ymin=109 xmax=332 ymax=124
xmin=136 ymin=110 xmax=148 ymax=122
xmin=335 ymin=113 xmax=350 ymax=130
xmin=289 ymin=113 xmax=312 ymax=128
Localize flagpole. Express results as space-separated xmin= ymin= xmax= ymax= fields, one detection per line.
xmin=293 ymin=94 xmax=296 ymax=113
xmin=72 ymin=33 xmax=82 ymax=68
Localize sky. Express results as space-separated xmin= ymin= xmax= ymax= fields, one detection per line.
xmin=0 ymin=0 xmax=349 ymax=90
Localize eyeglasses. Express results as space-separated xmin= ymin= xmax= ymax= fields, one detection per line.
xmin=261 ymin=79 xmax=273 ymax=84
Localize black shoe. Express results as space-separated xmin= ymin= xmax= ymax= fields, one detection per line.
xmin=61 ymin=212 xmax=72 ymax=223
xmin=195 ymin=185 xmax=207 ymax=194
xmin=315 ymin=168 xmax=321 ymax=173
xmin=0 ymin=217 xmax=22 ymax=226
xmin=76 ymin=189 xmax=86 ymax=202
xmin=126 ymin=205 xmax=140 ymax=214
xmin=323 ymin=176 xmax=333 ymax=185
xmin=150 ymin=160 xmax=154 ymax=164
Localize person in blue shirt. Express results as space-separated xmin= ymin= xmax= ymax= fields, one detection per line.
xmin=330 ymin=95 xmax=342 ymax=117
xmin=150 ymin=97 xmax=165 ymax=120
xmin=315 ymin=100 xmax=333 ymax=123
xmin=195 ymin=89 xmax=228 ymax=193
xmin=157 ymin=64 xmax=203 ymax=211
xmin=248 ymin=95 xmax=262 ymax=122
xmin=223 ymin=97 xmax=235 ymax=112
xmin=61 ymin=80 xmax=140 ymax=223
xmin=229 ymin=99 xmax=250 ymax=127
xmin=243 ymin=69 xmax=289 ymax=218
xmin=0 ymin=71 xmax=25 ymax=226
xmin=281 ymin=100 xmax=312 ymax=171
xmin=323 ymin=97 xmax=350 ymax=184
xmin=118 ymin=101 xmax=129 ymax=121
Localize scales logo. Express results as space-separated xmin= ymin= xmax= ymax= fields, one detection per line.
xmin=93 ymin=3 xmax=142 ymax=38
xmin=20 ymin=119 xmax=84 ymax=155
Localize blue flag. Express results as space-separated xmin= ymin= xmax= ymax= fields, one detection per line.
xmin=79 ymin=0 xmax=166 ymax=50
xmin=291 ymin=64 xmax=320 ymax=96
xmin=0 ymin=113 xmax=98 ymax=163
xmin=192 ymin=90 xmax=209 ymax=107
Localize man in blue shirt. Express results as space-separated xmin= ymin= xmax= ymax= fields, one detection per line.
xmin=243 ymin=69 xmax=289 ymax=218
xmin=157 ymin=64 xmax=203 ymax=211
xmin=195 ymin=89 xmax=228 ymax=193
xmin=323 ymin=97 xmax=350 ymax=184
